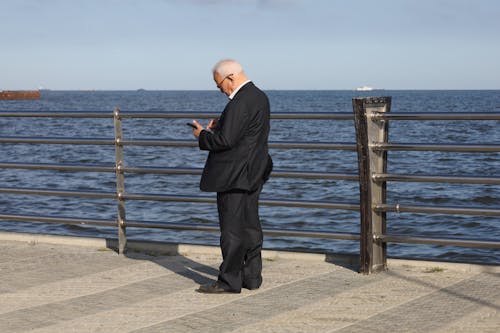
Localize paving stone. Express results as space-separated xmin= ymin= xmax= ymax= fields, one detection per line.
xmin=0 ymin=235 xmax=498 ymax=333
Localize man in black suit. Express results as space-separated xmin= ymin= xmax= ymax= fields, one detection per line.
xmin=190 ymin=59 xmax=272 ymax=293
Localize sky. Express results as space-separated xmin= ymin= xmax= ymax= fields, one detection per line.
xmin=1 ymin=0 xmax=500 ymax=90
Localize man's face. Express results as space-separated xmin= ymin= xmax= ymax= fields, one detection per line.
xmin=214 ymin=73 xmax=232 ymax=96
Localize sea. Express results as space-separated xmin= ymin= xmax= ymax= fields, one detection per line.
xmin=0 ymin=90 xmax=499 ymax=264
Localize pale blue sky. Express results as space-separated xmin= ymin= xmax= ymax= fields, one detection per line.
xmin=1 ymin=0 xmax=499 ymax=90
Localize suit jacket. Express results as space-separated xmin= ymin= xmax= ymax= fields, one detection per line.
xmin=198 ymin=82 xmax=272 ymax=192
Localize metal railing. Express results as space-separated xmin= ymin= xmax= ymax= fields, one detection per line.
xmin=352 ymin=97 xmax=500 ymax=273
xmin=1 ymin=98 xmax=499 ymax=274
xmin=0 ymin=109 xmax=361 ymax=256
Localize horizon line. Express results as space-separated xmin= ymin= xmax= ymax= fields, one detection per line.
xmin=6 ymin=88 xmax=499 ymax=92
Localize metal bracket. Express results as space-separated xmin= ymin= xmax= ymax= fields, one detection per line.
xmin=369 ymin=141 xmax=384 ymax=151
xmin=369 ymin=111 xmax=386 ymax=122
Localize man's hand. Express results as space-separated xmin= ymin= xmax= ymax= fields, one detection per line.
xmin=207 ymin=118 xmax=218 ymax=130
xmin=191 ymin=120 xmax=204 ymax=138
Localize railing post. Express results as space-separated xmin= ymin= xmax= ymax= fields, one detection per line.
xmin=113 ymin=107 xmax=127 ymax=254
xmin=352 ymin=97 xmax=391 ymax=274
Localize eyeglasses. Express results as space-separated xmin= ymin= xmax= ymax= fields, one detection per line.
xmin=216 ymin=74 xmax=233 ymax=89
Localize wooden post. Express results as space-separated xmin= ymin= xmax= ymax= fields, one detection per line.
xmin=113 ymin=107 xmax=127 ymax=254
xmin=352 ymin=97 xmax=391 ymax=274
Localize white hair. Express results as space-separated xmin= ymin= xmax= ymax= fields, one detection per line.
xmin=212 ymin=59 xmax=243 ymax=77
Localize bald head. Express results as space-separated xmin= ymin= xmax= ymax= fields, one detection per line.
xmin=212 ymin=59 xmax=250 ymax=96
xmin=212 ymin=59 xmax=243 ymax=77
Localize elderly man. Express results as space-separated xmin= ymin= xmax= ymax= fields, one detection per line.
xmin=190 ymin=59 xmax=272 ymax=293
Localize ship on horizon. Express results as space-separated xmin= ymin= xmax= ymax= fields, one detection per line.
xmin=355 ymin=85 xmax=382 ymax=91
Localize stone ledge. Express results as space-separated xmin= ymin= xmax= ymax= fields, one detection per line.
xmin=0 ymin=231 xmax=498 ymax=273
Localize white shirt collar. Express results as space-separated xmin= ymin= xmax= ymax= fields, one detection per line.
xmin=228 ymin=80 xmax=251 ymax=100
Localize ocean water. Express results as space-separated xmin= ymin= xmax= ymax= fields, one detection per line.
xmin=0 ymin=90 xmax=499 ymax=264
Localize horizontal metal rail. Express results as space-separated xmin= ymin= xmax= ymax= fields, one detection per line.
xmin=0 ymin=110 xmax=500 ymax=120
xmin=118 ymin=111 xmax=354 ymax=120
xmin=121 ymin=112 xmax=219 ymax=119
xmin=374 ymin=203 xmax=500 ymax=216
xmin=377 ymin=234 xmax=500 ymax=249
xmin=2 ymin=151 xmax=494 ymax=182
xmin=124 ymin=166 xmax=200 ymax=175
xmin=122 ymin=167 xmax=358 ymax=181
xmin=0 ymin=213 xmax=116 ymax=227
xmin=0 ymin=162 xmax=358 ymax=181
xmin=0 ymin=187 xmax=116 ymax=199
xmin=0 ymin=136 xmax=114 ymax=145
xmin=372 ymin=142 xmax=500 ymax=152
xmin=3 ymin=210 xmax=498 ymax=248
xmin=269 ymin=141 xmax=356 ymax=150
xmin=0 ymin=162 xmax=359 ymax=180
xmin=120 ymin=139 xmax=356 ymax=150
xmin=123 ymin=193 xmax=360 ymax=211
xmin=0 ymin=111 xmax=114 ymax=118
xmin=264 ymin=228 xmax=359 ymax=240
xmin=0 ymin=137 xmax=357 ymax=150
xmin=0 ymin=162 xmax=116 ymax=173
xmin=272 ymin=112 xmax=353 ymax=120
xmin=0 ymin=186 xmax=360 ymax=211
xmin=371 ymin=112 xmax=500 ymax=121
xmin=125 ymin=220 xmax=360 ymax=240
xmin=120 ymin=139 xmax=196 ymax=147
xmin=3 ymin=111 xmax=498 ymax=121
xmin=373 ymin=173 xmax=500 ymax=185
xmin=0 ymin=111 xmax=354 ymax=120
xmin=0 ymin=213 xmax=360 ymax=241
xmin=273 ymin=170 xmax=358 ymax=180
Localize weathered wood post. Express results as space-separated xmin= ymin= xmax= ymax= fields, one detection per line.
xmin=352 ymin=97 xmax=391 ymax=274
xmin=113 ymin=107 xmax=127 ymax=254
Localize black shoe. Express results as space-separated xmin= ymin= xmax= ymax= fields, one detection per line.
xmin=242 ymin=284 xmax=260 ymax=290
xmin=196 ymin=282 xmax=240 ymax=294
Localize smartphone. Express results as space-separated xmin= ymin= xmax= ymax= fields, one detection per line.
xmin=186 ymin=122 xmax=197 ymax=129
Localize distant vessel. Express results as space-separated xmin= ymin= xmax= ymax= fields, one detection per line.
xmin=355 ymin=86 xmax=375 ymax=91
xmin=0 ymin=90 xmax=41 ymax=100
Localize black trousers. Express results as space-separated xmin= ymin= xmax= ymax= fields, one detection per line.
xmin=216 ymin=184 xmax=263 ymax=292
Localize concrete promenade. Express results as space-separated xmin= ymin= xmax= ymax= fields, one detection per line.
xmin=0 ymin=232 xmax=498 ymax=333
